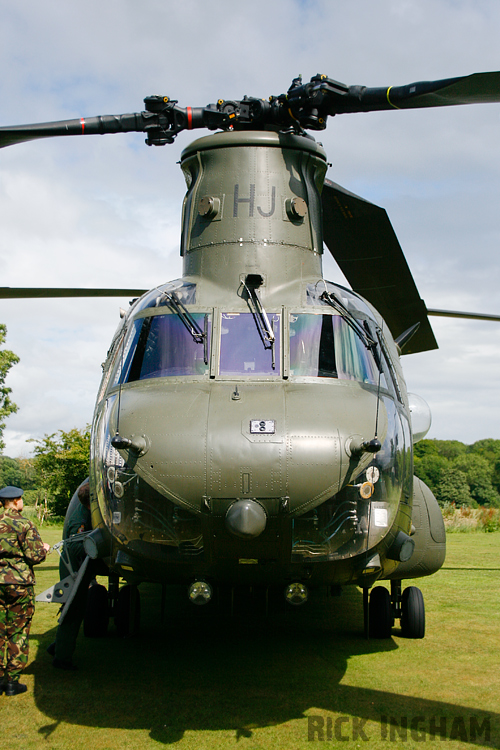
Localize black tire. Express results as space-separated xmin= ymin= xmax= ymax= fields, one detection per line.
xmin=401 ymin=586 xmax=425 ymax=639
xmin=83 ymin=583 xmax=109 ymax=637
xmin=114 ymin=585 xmax=141 ymax=637
xmin=369 ymin=586 xmax=393 ymax=638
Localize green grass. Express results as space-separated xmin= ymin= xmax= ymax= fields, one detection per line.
xmin=1 ymin=530 xmax=499 ymax=749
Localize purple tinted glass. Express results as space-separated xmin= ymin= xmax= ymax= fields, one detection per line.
xmin=124 ymin=313 xmax=210 ymax=381
xmin=219 ymin=313 xmax=280 ymax=376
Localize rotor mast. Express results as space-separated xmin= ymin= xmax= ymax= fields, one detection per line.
xmin=178 ymin=130 xmax=327 ymax=301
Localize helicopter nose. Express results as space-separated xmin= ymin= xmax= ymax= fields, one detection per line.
xmin=225 ymin=499 xmax=267 ymax=539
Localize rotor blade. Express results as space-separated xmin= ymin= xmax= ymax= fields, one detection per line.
xmin=0 ymin=113 xmax=148 ymax=149
xmin=321 ymin=179 xmax=437 ymax=355
xmin=427 ymin=308 xmax=500 ymax=322
xmin=0 ymin=287 xmax=147 ymax=299
xmin=334 ymin=72 xmax=500 ymax=114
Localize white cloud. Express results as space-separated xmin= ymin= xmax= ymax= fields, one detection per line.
xmin=1 ymin=0 xmax=500 ymax=454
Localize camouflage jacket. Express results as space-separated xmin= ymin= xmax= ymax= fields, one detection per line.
xmin=0 ymin=508 xmax=47 ymax=585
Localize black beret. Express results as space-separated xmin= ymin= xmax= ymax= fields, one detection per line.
xmin=0 ymin=486 xmax=24 ymax=500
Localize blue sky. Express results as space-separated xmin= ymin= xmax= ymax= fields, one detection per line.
xmin=1 ymin=0 xmax=500 ymax=455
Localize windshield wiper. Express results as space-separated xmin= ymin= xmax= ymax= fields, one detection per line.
xmin=243 ymin=275 xmax=276 ymax=369
xmin=320 ymin=290 xmax=376 ymax=352
xmin=161 ymin=291 xmax=208 ymax=364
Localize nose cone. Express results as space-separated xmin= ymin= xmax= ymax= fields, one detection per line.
xmin=225 ymin=500 xmax=267 ymax=539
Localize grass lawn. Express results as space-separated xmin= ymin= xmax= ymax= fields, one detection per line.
xmin=1 ymin=529 xmax=499 ymax=749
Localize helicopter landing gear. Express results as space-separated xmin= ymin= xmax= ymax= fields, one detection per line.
xmin=367 ymin=586 xmax=393 ymax=638
xmin=400 ymin=585 xmax=425 ymax=638
xmin=114 ymin=584 xmax=141 ymax=637
xmin=363 ymin=581 xmax=425 ymax=639
xmin=391 ymin=580 xmax=425 ymax=639
xmin=83 ymin=582 xmax=109 ymax=637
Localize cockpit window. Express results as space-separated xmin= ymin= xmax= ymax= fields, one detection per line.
xmin=289 ymin=313 xmax=379 ymax=384
xmin=114 ymin=313 xmax=210 ymax=384
xmin=219 ymin=313 xmax=280 ymax=376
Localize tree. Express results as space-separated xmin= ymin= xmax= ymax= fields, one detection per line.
xmin=452 ymin=454 xmax=500 ymax=508
xmin=414 ymin=439 xmax=441 ymax=459
xmin=0 ymin=455 xmax=36 ymax=490
xmin=30 ymin=426 xmax=91 ymax=517
xmin=469 ymin=438 xmax=500 ymax=461
xmin=413 ymin=452 xmax=449 ymax=496
xmin=432 ymin=439 xmax=467 ymax=461
xmin=436 ymin=467 xmax=474 ymax=507
xmin=469 ymin=439 xmax=500 ymax=495
xmin=0 ymin=324 xmax=19 ymax=453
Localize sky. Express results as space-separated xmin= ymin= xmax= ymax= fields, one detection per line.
xmin=1 ymin=0 xmax=500 ymax=457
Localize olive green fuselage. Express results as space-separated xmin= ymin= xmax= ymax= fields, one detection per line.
xmin=89 ymin=131 xmax=441 ymax=589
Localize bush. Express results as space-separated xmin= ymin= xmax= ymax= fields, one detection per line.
xmin=442 ymin=503 xmax=500 ymax=533
xmin=29 ymin=426 xmax=90 ymax=517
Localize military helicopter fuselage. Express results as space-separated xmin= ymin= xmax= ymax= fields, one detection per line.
xmin=87 ymin=130 xmax=444 ymax=607
xmin=10 ymin=71 xmax=495 ymax=634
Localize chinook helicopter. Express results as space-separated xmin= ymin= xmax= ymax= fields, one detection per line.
xmin=2 ymin=72 xmax=500 ymax=640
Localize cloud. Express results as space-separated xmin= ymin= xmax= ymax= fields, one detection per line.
xmin=1 ymin=0 xmax=500 ymax=454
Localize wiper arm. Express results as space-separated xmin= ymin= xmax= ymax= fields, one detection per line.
xmin=320 ymin=290 xmax=376 ymax=352
xmin=243 ymin=278 xmax=276 ymax=369
xmin=161 ymin=291 xmax=208 ymax=365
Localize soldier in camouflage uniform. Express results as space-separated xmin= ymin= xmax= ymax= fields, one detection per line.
xmin=0 ymin=486 xmax=50 ymax=696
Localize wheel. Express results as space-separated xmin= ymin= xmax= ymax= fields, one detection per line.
xmin=114 ymin=584 xmax=141 ymax=637
xmin=369 ymin=586 xmax=392 ymax=638
xmin=83 ymin=583 xmax=109 ymax=637
xmin=401 ymin=586 xmax=425 ymax=639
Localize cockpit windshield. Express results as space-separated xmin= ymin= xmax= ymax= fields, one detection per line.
xmin=116 ymin=313 xmax=210 ymax=383
xmin=219 ymin=313 xmax=280 ymax=376
xmin=289 ymin=313 xmax=379 ymax=384
xmin=111 ymin=309 xmax=381 ymax=387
